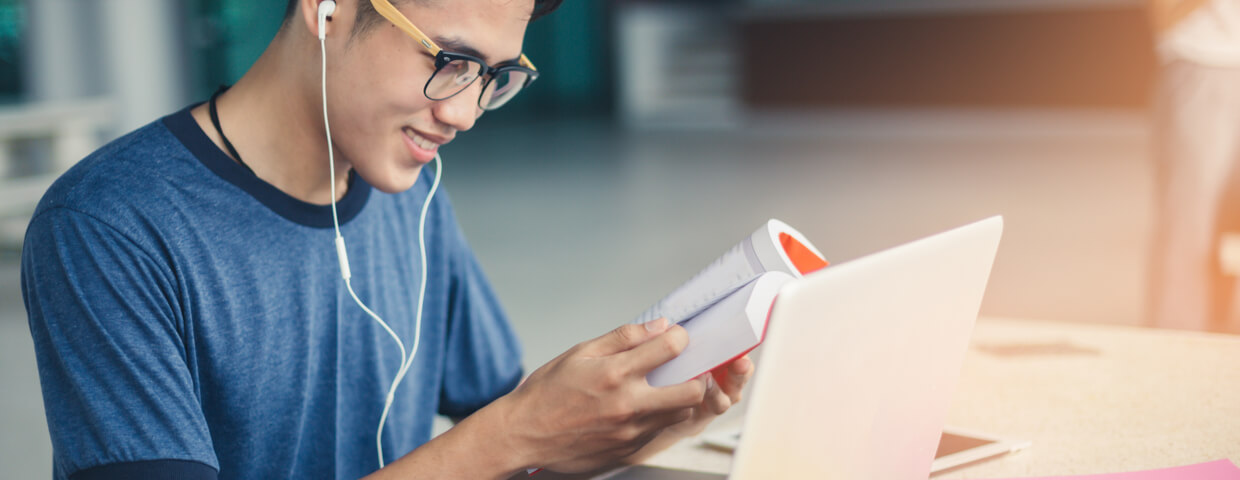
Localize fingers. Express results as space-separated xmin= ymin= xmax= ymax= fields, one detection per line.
xmin=713 ymin=355 xmax=754 ymax=404
xmin=639 ymin=372 xmax=709 ymax=412
xmin=619 ymin=324 xmax=690 ymax=375
xmin=585 ymin=318 xmax=670 ymax=356
xmin=729 ymin=356 xmax=753 ymax=377
xmin=704 ymin=376 xmax=732 ymax=415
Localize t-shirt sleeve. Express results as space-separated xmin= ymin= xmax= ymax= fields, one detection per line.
xmin=436 ymin=213 xmax=524 ymax=419
xmin=22 ymin=207 xmax=219 ymax=478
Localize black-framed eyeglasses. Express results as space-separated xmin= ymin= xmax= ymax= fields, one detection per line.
xmin=426 ymin=51 xmax=539 ymax=110
xmin=370 ymin=0 xmax=540 ymax=111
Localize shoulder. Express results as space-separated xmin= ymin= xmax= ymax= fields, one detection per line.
xmin=36 ymin=117 xmax=194 ymax=216
xmin=28 ymin=114 xmax=206 ymax=254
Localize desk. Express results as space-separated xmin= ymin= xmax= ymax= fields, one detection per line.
xmin=638 ymin=317 xmax=1240 ymax=478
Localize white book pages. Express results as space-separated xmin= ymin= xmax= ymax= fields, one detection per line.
xmin=633 ymin=234 xmax=763 ymax=326
xmin=646 ymin=271 xmax=795 ymax=388
xmin=633 ymin=219 xmax=823 ymax=326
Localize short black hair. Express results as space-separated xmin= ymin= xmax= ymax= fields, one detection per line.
xmin=284 ymin=0 xmax=564 ymax=36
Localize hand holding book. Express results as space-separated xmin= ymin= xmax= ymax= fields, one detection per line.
xmin=634 ymin=219 xmax=828 ymax=387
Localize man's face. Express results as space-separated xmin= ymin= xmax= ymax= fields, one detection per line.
xmin=327 ymin=0 xmax=533 ymax=193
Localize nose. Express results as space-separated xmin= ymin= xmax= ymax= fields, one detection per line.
xmin=432 ymin=80 xmax=484 ymax=132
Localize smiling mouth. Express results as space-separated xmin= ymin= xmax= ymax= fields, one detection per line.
xmin=402 ymin=127 xmax=444 ymax=151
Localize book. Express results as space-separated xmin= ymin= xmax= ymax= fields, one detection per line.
xmin=529 ymin=220 xmax=830 ymax=475
xmin=645 ymin=271 xmax=794 ymax=387
xmin=636 ymin=219 xmax=828 ymax=387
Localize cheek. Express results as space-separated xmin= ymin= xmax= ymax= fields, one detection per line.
xmin=334 ymin=32 xmax=436 ymax=111
xmin=326 ymin=57 xmax=435 ymax=151
xmin=331 ymin=48 xmax=438 ymax=126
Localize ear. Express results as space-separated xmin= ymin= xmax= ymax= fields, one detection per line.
xmin=300 ymin=0 xmax=344 ymax=39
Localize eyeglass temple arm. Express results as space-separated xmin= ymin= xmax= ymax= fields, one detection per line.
xmin=370 ymin=0 xmax=442 ymax=55
xmin=369 ymin=0 xmax=538 ymax=72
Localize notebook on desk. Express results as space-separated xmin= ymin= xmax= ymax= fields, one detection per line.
xmin=606 ymin=216 xmax=1013 ymax=479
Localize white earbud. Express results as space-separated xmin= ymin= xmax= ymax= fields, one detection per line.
xmin=318 ymin=0 xmax=336 ymax=40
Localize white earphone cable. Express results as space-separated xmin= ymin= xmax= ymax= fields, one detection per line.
xmin=322 ymin=29 xmax=408 ymax=374
xmin=320 ymin=17 xmax=442 ymax=469
xmin=374 ymin=153 xmax=440 ymax=469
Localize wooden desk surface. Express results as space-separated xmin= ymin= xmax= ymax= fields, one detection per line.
xmin=639 ymin=317 xmax=1240 ymax=478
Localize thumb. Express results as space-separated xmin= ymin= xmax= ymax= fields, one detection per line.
xmin=585 ymin=318 xmax=670 ymax=356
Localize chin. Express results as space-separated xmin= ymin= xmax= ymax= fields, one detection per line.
xmin=359 ymin=163 xmax=425 ymax=194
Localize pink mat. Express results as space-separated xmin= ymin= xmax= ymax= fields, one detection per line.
xmin=978 ymin=460 xmax=1240 ymax=480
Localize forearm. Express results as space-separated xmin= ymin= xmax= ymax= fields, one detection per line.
xmin=362 ymin=397 xmax=527 ymax=480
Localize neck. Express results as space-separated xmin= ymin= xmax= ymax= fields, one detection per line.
xmin=191 ymin=28 xmax=350 ymax=205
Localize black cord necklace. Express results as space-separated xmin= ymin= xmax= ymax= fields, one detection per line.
xmin=208 ymin=86 xmax=256 ymax=175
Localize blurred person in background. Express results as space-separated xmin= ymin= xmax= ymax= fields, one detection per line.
xmin=1148 ymin=0 xmax=1240 ymax=332
xmin=20 ymin=1 xmax=751 ymax=479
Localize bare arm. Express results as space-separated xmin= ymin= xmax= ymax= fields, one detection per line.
xmin=361 ymin=319 xmax=713 ymax=479
xmin=361 ymin=403 xmax=527 ymax=479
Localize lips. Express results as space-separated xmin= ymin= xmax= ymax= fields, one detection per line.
xmin=404 ymin=127 xmax=441 ymax=150
xmin=401 ymin=127 xmax=448 ymax=163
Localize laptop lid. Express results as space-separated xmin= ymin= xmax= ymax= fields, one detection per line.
xmin=728 ymin=216 xmax=1003 ymax=479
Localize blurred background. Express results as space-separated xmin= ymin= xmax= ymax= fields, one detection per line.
xmin=0 ymin=0 xmax=1228 ymax=477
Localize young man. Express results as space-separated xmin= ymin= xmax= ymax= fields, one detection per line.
xmin=21 ymin=1 xmax=753 ymax=479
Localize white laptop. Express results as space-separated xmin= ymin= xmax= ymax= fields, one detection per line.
xmin=607 ymin=216 xmax=1018 ymax=479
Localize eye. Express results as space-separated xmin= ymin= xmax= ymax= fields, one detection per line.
xmin=444 ymin=60 xmax=479 ymax=83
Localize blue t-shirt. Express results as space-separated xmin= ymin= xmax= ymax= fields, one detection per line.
xmin=21 ymin=106 xmax=523 ymax=479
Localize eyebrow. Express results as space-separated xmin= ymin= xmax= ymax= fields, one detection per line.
xmin=434 ymin=36 xmax=521 ymax=66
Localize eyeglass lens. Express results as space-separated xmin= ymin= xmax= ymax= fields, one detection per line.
xmin=425 ymin=57 xmax=530 ymax=110
xmin=425 ymin=58 xmax=482 ymax=101
xmin=480 ymin=69 xmax=530 ymax=110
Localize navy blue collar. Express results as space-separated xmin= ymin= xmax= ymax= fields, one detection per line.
xmin=162 ymin=104 xmax=371 ymax=229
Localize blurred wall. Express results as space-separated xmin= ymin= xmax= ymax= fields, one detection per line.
xmin=23 ymin=0 xmax=188 ymax=135
xmin=740 ymin=3 xmax=1156 ymax=109
xmin=0 ymin=0 xmax=22 ymax=102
